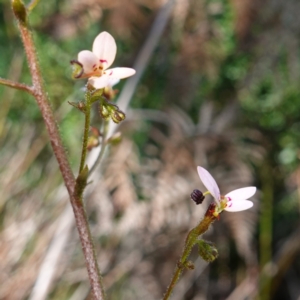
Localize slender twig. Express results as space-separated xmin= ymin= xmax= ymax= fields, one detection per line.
xmin=14 ymin=12 xmax=106 ymax=300
xmin=163 ymin=205 xmax=216 ymax=300
xmin=27 ymin=0 xmax=40 ymax=11
xmin=0 ymin=77 xmax=33 ymax=95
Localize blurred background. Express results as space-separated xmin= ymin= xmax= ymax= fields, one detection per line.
xmin=1 ymin=0 xmax=300 ymax=299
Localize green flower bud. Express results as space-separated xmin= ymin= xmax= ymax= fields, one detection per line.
xmin=99 ymin=103 xmax=110 ymax=120
xmin=197 ymin=240 xmax=218 ymax=263
xmin=12 ymin=0 xmax=27 ymax=24
xmin=111 ymin=110 xmax=125 ymax=124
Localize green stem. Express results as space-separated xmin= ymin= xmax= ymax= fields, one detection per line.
xmin=79 ymin=92 xmax=92 ymax=174
xmin=163 ymin=206 xmax=216 ymax=300
xmin=259 ymin=163 xmax=273 ymax=300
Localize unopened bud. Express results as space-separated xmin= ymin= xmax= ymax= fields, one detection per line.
xmin=111 ymin=110 xmax=125 ymax=124
xmin=99 ymin=104 xmax=110 ymax=119
xmin=12 ymin=0 xmax=27 ymax=24
xmin=191 ymin=189 xmax=205 ymax=205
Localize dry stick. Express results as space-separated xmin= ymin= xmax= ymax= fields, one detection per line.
xmin=16 ymin=16 xmax=106 ymax=300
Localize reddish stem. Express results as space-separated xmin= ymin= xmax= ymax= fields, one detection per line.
xmin=17 ymin=18 xmax=106 ymax=300
xmin=0 ymin=77 xmax=33 ymax=95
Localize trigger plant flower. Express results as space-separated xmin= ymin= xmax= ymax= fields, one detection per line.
xmin=71 ymin=31 xmax=136 ymax=89
xmin=197 ymin=166 xmax=256 ymax=217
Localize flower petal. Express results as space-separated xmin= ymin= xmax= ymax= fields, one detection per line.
xmin=92 ymin=31 xmax=117 ymax=70
xmin=197 ymin=166 xmax=220 ymax=202
xmin=77 ymin=50 xmax=99 ymax=75
xmin=105 ymin=67 xmax=136 ymax=79
xmin=225 ymin=200 xmax=253 ymax=212
xmin=107 ymin=78 xmax=120 ymax=87
xmin=225 ymin=187 xmax=256 ymax=201
xmin=88 ymin=75 xmax=111 ymax=89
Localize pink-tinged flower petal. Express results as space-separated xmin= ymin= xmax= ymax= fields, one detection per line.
xmin=92 ymin=32 xmax=117 ymax=70
xmin=197 ymin=166 xmax=220 ymax=202
xmin=78 ymin=50 xmax=99 ymax=74
xmin=105 ymin=67 xmax=136 ymax=79
xmin=88 ymin=75 xmax=110 ymax=89
xmin=225 ymin=200 xmax=253 ymax=212
xmin=225 ymin=187 xmax=256 ymax=201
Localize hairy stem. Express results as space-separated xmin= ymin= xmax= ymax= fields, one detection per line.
xmin=163 ymin=205 xmax=216 ymax=300
xmin=0 ymin=77 xmax=33 ymax=95
xmin=16 ymin=14 xmax=106 ymax=300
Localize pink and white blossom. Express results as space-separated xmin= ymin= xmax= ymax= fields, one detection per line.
xmin=77 ymin=31 xmax=135 ymax=89
xmin=197 ymin=166 xmax=256 ymax=212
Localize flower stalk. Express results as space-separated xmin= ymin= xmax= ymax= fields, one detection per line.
xmin=79 ymin=89 xmax=92 ymax=174
xmin=163 ymin=204 xmax=217 ymax=300
xmin=163 ymin=166 xmax=257 ymax=299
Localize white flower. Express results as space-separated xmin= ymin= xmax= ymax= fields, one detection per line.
xmin=197 ymin=166 xmax=256 ymax=213
xmin=77 ymin=31 xmax=135 ymax=89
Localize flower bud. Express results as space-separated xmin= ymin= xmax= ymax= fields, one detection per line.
xmin=111 ymin=110 xmax=125 ymax=124
xmin=197 ymin=240 xmax=218 ymax=262
xmin=12 ymin=0 xmax=27 ymax=24
xmin=191 ymin=189 xmax=205 ymax=205
xmin=99 ymin=103 xmax=110 ymax=120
